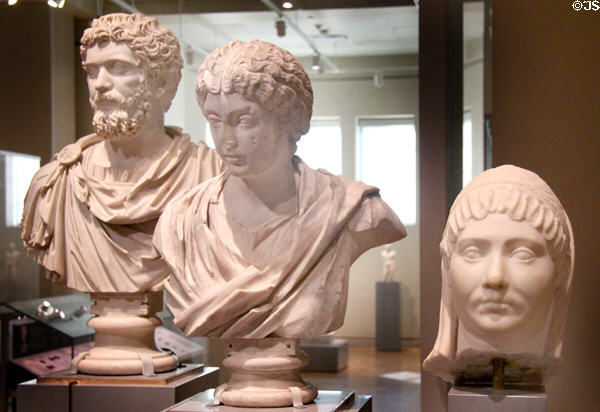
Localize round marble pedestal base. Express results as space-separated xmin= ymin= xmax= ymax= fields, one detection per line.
xmin=78 ymin=316 xmax=177 ymax=375
xmin=219 ymin=338 xmax=318 ymax=408
xmin=76 ymin=292 xmax=177 ymax=376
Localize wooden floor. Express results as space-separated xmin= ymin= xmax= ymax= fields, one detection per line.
xmin=303 ymin=346 xmax=421 ymax=412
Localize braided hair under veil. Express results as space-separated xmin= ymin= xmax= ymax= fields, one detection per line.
xmin=423 ymin=165 xmax=574 ymax=382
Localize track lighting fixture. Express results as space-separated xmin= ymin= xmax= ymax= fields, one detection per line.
xmin=312 ymin=55 xmax=322 ymax=73
xmin=275 ymin=19 xmax=286 ymax=37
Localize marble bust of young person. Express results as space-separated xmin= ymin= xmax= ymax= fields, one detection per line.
xmin=21 ymin=13 xmax=221 ymax=294
xmin=153 ymin=39 xmax=407 ymax=339
xmin=423 ymin=165 xmax=574 ymax=384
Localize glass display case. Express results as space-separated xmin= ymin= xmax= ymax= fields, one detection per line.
xmin=0 ymin=150 xmax=42 ymax=305
xmin=0 ymin=294 xmax=94 ymax=411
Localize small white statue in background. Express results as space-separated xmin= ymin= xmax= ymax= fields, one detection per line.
xmin=4 ymin=242 xmax=20 ymax=278
xmin=423 ymin=165 xmax=574 ymax=385
xmin=381 ymin=244 xmax=397 ymax=282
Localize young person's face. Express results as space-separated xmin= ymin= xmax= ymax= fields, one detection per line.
xmin=204 ymin=92 xmax=291 ymax=178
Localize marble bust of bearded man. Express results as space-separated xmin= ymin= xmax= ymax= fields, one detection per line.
xmin=21 ymin=13 xmax=222 ymax=294
xmin=154 ymin=39 xmax=407 ymax=340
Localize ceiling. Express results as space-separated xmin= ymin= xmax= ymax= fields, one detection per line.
xmin=77 ymin=0 xmax=484 ymax=76
xmin=155 ymin=6 xmax=419 ymax=59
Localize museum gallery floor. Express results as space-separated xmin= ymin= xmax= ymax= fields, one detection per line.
xmin=304 ymin=346 xmax=420 ymax=412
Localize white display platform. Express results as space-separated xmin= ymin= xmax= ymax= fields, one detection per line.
xmin=17 ymin=365 xmax=219 ymax=412
xmin=448 ymin=386 xmax=547 ymax=412
xmin=162 ymin=389 xmax=372 ymax=412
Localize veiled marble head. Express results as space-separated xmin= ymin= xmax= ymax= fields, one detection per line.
xmin=424 ymin=165 xmax=574 ymax=383
xmin=80 ymin=13 xmax=183 ymax=140
xmin=194 ymin=39 xmax=313 ymax=147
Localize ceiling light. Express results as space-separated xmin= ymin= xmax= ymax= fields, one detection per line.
xmin=275 ymin=19 xmax=286 ymax=37
xmin=47 ymin=0 xmax=65 ymax=7
xmin=282 ymin=1 xmax=293 ymax=8
xmin=311 ymin=55 xmax=321 ymax=72
xmin=8 ymin=0 xmax=18 ymax=5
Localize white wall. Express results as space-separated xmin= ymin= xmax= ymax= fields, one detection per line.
xmin=166 ymin=58 xmax=206 ymax=143
xmin=311 ymin=76 xmax=420 ymax=342
xmin=167 ymin=57 xmax=421 ymax=343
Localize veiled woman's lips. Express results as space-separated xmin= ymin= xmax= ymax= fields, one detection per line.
xmin=478 ymin=300 xmax=510 ymax=313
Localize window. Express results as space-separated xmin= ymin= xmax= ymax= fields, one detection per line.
xmin=356 ymin=118 xmax=417 ymax=225
xmin=296 ymin=118 xmax=342 ymax=176
xmin=205 ymin=117 xmax=343 ymax=176
xmin=2 ymin=151 xmax=40 ymax=227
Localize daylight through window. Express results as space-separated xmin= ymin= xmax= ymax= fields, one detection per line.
xmin=356 ymin=118 xmax=417 ymax=225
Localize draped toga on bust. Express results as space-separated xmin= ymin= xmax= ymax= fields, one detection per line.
xmin=21 ymin=127 xmax=222 ymax=293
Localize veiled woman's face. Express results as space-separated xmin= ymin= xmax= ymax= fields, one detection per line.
xmin=449 ymin=213 xmax=556 ymax=344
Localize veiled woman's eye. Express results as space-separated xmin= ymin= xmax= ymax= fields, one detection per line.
xmin=512 ymin=247 xmax=535 ymax=261
xmin=462 ymin=246 xmax=483 ymax=260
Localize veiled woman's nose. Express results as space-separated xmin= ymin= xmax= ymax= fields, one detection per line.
xmin=484 ymin=254 xmax=507 ymax=289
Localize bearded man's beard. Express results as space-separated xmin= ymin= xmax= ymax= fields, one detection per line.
xmin=90 ymin=84 xmax=152 ymax=142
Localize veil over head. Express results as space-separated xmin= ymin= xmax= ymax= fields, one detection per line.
xmin=423 ymin=165 xmax=574 ymax=383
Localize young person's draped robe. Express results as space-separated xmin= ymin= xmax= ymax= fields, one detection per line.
xmin=154 ymin=158 xmax=405 ymax=338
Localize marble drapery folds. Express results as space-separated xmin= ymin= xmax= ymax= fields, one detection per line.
xmin=21 ymin=127 xmax=222 ymax=292
xmin=154 ymin=158 xmax=404 ymax=338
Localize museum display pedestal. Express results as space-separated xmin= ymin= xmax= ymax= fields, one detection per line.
xmin=162 ymin=389 xmax=372 ymax=412
xmin=217 ymin=338 xmax=317 ymax=408
xmin=301 ymin=338 xmax=348 ymax=372
xmin=17 ymin=364 xmax=219 ymax=412
xmin=375 ymin=282 xmax=401 ymax=351
xmin=448 ymin=386 xmax=547 ymax=412
xmin=77 ymin=291 xmax=178 ymax=375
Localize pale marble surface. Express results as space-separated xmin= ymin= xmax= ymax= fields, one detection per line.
xmin=153 ymin=40 xmax=407 ymax=339
xmin=153 ymin=38 xmax=406 ymax=407
xmin=423 ymin=165 xmax=574 ymax=384
xmin=19 ymin=13 xmax=222 ymax=376
xmin=381 ymin=244 xmax=397 ymax=282
xmin=21 ymin=14 xmax=222 ymax=293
